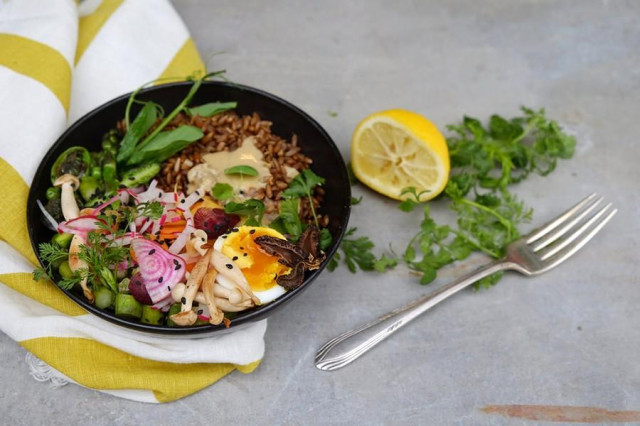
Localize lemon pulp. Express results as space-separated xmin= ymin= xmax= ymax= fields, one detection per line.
xmin=351 ymin=109 xmax=450 ymax=201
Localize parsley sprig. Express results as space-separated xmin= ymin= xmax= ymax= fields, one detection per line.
xmin=327 ymin=228 xmax=397 ymax=273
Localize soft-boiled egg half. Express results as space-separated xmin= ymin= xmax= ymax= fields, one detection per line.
xmin=213 ymin=226 xmax=290 ymax=304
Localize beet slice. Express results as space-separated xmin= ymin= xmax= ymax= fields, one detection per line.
xmin=193 ymin=208 xmax=240 ymax=239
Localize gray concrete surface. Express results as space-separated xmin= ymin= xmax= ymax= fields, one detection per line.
xmin=2 ymin=0 xmax=640 ymax=424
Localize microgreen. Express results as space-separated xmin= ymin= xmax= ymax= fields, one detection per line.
xmin=212 ymin=183 xmax=233 ymax=200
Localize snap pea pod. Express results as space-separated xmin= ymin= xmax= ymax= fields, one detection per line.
xmin=120 ymin=162 xmax=161 ymax=188
xmin=51 ymin=232 xmax=73 ymax=249
xmin=97 ymin=266 xmax=118 ymax=294
xmin=94 ymin=286 xmax=115 ymax=310
xmin=115 ymin=294 xmax=142 ymax=319
xmin=141 ymin=305 xmax=165 ymax=325
xmin=79 ymin=176 xmax=100 ymax=201
xmin=58 ymin=261 xmax=73 ymax=279
xmin=102 ymin=151 xmax=119 ymax=193
xmin=166 ymin=303 xmax=182 ymax=327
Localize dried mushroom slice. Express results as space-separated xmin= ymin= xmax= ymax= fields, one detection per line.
xmin=254 ymin=236 xmax=306 ymax=267
xmin=297 ymin=226 xmax=320 ymax=259
xmin=276 ymin=263 xmax=305 ymax=290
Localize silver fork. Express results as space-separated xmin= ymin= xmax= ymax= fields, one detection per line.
xmin=315 ymin=193 xmax=617 ymax=371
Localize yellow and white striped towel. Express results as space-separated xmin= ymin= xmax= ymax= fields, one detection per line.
xmin=0 ymin=0 xmax=266 ymax=403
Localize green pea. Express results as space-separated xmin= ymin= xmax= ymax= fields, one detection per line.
xmin=90 ymin=166 xmax=102 ymax=180
xmin=58 ymin=261 xmax=74 ymax=279
xmin=46 ymin=187 xmax=61 ymax=200
xmin=51 ymin=232 xmax=73 ymax=249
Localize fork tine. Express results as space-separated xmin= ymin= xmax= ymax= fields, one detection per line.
xmin=533 ymin=196 xmax=604 ymax=252
xmin=526 ymin=193 xmax=598 ymax=244
xmin=539 ymin=203 xmax=616 ymax=264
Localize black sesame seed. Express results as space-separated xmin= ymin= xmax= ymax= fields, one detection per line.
xmin=173 ymin=259 xmax=179 ymax=265
xmin=243 ymin=253 xmax=248 ymax=257
xmin=197 ymin=310 xmax=203 ymax=315
xmin=158 ymin=192 xmax=162 ymax=198
xmin=225 ymin=264 xmax=233 ymax=269
xmin=175 ymin=264 xmax=182 ymax=270
xmin=180 ymin=199 xmax=185 ymax=204
xmin=231 ymin=227 xmax=239 ymax=232
xmin=158 ymin=276 xmax=163 ymax=283
xmin=149 ymin=249 xmax=156 ymax=255
xmin=167 ymin=286 xmax=171 ymax=291
xmin=181 ymin=297 xmax=186 ymax=304
xmin=201 ymin=237 xmax=205 ymax=242
xmin=222 ymin=235 xmax=227 ymax=239
xmin=232 ymin=256 xmax=238 ymax=261
xmin=239 ymin=246 xmax=244 ymax=250
xmin=249 ymin=229 xmax=256 ymax=234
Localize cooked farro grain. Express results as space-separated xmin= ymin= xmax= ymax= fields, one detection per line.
xmin=129 ymin=111 xmax=325 ymax=223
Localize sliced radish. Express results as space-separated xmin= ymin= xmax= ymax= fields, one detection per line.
xmin=138 ymin=218 xmax=153 ymax=235
xmin=131 ymin=238 xmax=186 ymax=303
xmin=105 ymin=232 xmax=140 ymax=246
xmin=197 ymin=304 xmax=211 ymax=322
xmin=92 ymin=194 xmax=122 ymax=214
xmin=168 ymin=226 xmax=194 ymax=255
xmin=58 ymin=216 xmax=106 ymax=235
xmin=152 ymin=295 xmax=174 ymax=311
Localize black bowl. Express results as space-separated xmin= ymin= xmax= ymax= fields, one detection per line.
xmin=27 ymin=81 xmax=351 ymax=336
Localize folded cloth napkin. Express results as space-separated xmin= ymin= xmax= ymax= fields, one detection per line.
xmin=0 ymin=0 xmax=266 ymax=403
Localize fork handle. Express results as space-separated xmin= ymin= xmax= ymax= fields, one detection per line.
xmin=315 ymin=260 xmax=509 ymax=371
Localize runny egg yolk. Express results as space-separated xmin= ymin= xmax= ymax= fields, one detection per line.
xmin=220 ymin=226 xmax=290 ymax=292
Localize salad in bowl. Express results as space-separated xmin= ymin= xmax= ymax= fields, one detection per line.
xmin=30 ymin=77 xmax=349 ymax=333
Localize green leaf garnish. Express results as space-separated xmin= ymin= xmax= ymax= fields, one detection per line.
xmin=127 ymin=125 xmax=203 ymax=165
xmin=187 ymin=102 xmax=237 ymax=117
xmin=212 ymin=183 xmax=233 ymax=200
xmin=224 ymin=165 xmax=259 ymax=177
xmin=224 ymin=199 xmax=265 ymax=226
xmin=117 ymin=102 xmax=158 ymax=164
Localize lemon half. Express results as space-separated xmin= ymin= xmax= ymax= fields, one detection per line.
xmin=351 ymin=109 xmax=450 ymax=201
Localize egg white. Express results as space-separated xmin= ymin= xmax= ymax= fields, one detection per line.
xmin=213 ymin=236 xmax=286 ymax=304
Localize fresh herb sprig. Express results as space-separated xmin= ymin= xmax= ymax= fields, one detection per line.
xmin=282 ymin=169 xmax=325 ymax=227
xmin=401 ymin=107 xmax=575 ymax=287
xmin=224 ymin=199 xmax=265 ymax=226
xmin=32 ymin=243 xmax=82 ymax=290
xmin=327 ymin=228 xmax=397 ymax=273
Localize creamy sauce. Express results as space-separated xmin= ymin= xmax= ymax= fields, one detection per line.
xmin=187 ymin=137 xmax=271 ymax=196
